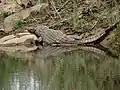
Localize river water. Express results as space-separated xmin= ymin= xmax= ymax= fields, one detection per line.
xmin=0 ymin=45 xmax=120 ymax=90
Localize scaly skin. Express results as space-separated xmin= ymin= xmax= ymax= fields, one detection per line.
xmin=27 ymin=22 xmax=119 ymax=45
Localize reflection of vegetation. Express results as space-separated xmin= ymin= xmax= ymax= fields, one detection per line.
xmin=34 ymin=51 xmax=120 ymax=90
xmin=1 ymin=50 xmax=120 ymax=90
xmin=13 ymin=19 xmax=26 ymax=30
xmin=47 ymin=52 xmax=101 ymax=90
xmin=0 ymin=57 xmax=24 ymax=89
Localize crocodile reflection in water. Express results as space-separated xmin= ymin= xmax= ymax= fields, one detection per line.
xmin=6 ymin=44 xmax=118 ymax=61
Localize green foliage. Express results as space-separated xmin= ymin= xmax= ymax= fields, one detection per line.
xmin=0 ymin=11 xmax=9 ymax=18
xmin=13 ymin=19 xmax=26 ymax=30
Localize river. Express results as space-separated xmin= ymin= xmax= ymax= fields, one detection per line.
xmin=0 ymin=45 xmax=120 ymax=90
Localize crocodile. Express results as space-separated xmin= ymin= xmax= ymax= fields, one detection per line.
xmin=27 ymin=22 xmax=119 ymax=46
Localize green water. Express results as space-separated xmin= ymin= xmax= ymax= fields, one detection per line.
xmin=0 ymin=47 xmax=120 ymax=90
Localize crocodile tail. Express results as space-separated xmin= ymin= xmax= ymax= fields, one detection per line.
xmin=92 ymin=21 xmax=119 ymax=44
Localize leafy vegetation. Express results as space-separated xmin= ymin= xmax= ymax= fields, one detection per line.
xmin=13 ymin=19 xmax=26 ymax=30
xmin=0 ymin=11 xmax=9 ymax=18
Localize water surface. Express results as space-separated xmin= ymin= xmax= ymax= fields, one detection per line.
xmin=0 ymin=45 xmax=120 ymax=90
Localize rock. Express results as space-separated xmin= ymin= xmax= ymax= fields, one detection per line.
xmin=0 ymin=0 xmax=22 ymax=14
xmin=3 ymin=3 xmax=48 ymax=33
xmin=3 ymin=8 xmax=31 ymax=33
xmin=0 ymin=32 xmax=40 ymax=52
xmin=31 ymin=3 xmax=48 ymax=12
xmin=0 ymin=45 xmax=38 ymax=52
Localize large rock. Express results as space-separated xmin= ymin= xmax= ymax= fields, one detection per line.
xmin=0 ymin=32 xmax=39 ymax=52
xmin=3 ymin=3 xmax=48 ymax=33
xmin=0 ymin=0 xmax=22 ymax=14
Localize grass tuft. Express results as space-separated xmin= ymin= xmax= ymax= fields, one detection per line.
xmin=0 ymin=11 xmax=9 ymax=18
xmin=13 ymin=19 xmax=26 ymax=30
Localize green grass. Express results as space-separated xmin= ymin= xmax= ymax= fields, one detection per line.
xmin=0 ymin=11 xmax=9 ymax=18
xmin=13 ymin=19 xmax=26 ymax=30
